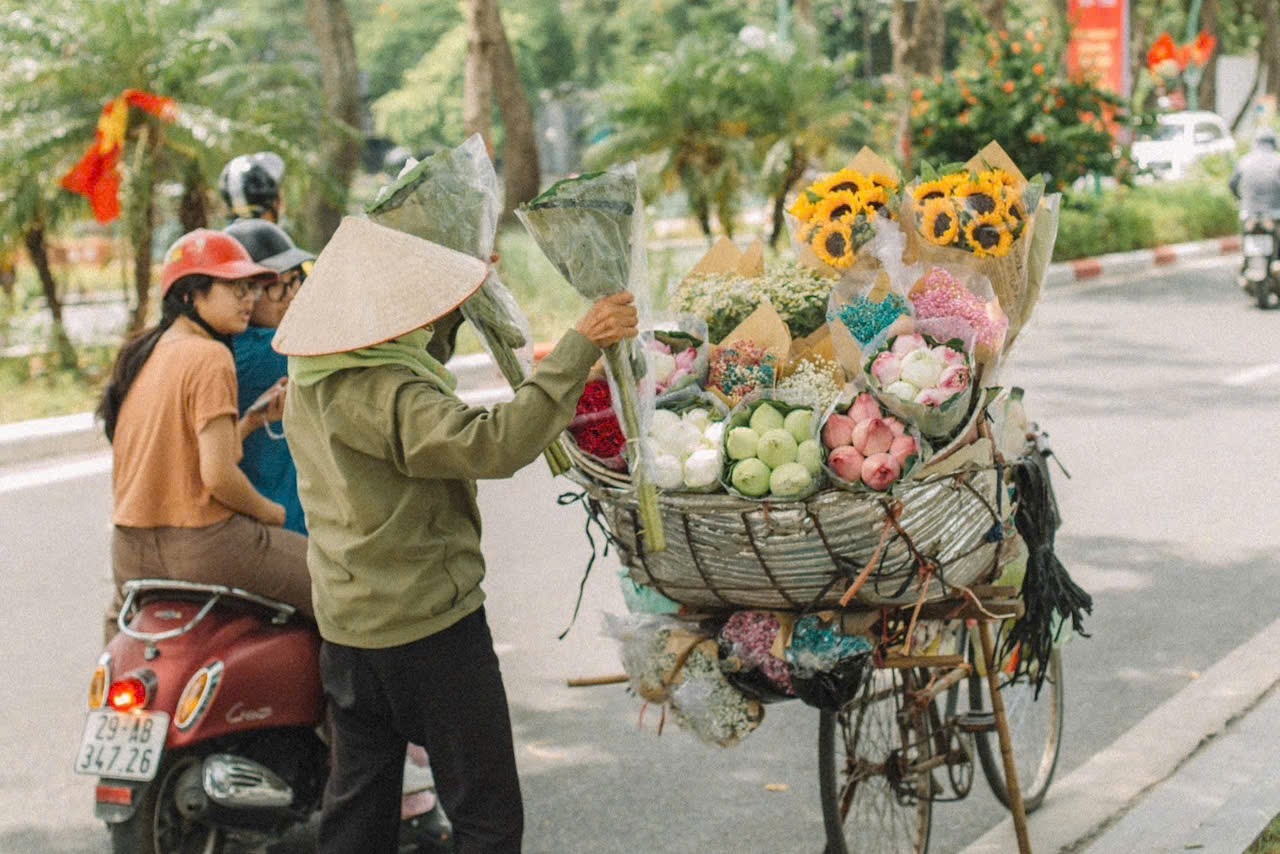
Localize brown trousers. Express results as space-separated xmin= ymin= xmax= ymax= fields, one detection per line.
xmin=106 ymin=514 xmax=312 ymax=642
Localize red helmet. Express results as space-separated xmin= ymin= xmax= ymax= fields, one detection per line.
xmin=160 ymin=229 xmax=275 ymax=296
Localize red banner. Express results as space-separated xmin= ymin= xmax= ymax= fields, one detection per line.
xmin=1066 ymin=0 xmax=1130 ymax=97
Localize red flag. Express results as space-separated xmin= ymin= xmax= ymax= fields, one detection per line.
xmin=61 ymin=89 xmax=177 ymax=223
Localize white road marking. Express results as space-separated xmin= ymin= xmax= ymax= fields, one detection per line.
xmin=0 ymin=453 xmax=111 ymax=495
xmin=1224 ymin=363 xmax=1280 ymax=386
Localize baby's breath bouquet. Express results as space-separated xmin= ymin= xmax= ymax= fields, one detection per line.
xmin=367 ymin=134 xmax=570 ymax=475
xmin=518 ymin=164 xmax=665 ymax=552
xmin=672 ymin=259 xmax=832 ymax=345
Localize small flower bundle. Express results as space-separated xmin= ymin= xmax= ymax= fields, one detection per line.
xmin=909 ymin=266 xmax=1009 ymax=366
xmin=718 ymin=610 xmax=794 ymax=696
xmin=789 ymin=167 xmax=899 ymax=271
xmin=672 ymin=260 xmax=832 ymax=344
xmin=911 ymin=167 xmax=1026 ymax=259
xmin=820 ymin=391 xmax=919 ymax=492
xmin=646 ymin=329 xmax=706 ymax=397
xmin=866 ymin=333 xmax=974 ymax=439
xmin=722 ymin=397 xmax=825 ymax=501
xmin=705 ymin=340 xmax=778 ymax=407
xmin=644 ymin=404 xmax=726 ymax=493
xmin=774 ymin=355 xmax=844 ymax=414
xmin=568 ymin=378 xmax=628 ymax=470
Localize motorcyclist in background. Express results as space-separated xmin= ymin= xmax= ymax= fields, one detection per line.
xmin=219 ymin=151 xmax=288 ymax=223
xmin=1230 ymin=129 xmax=1280 ymax=214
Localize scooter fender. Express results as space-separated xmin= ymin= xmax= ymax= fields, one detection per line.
xmin=108 ymin=599 xmax=324 ymax=750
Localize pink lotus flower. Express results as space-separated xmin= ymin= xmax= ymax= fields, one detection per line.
xmin=822 ymin=413 xmax=856 ymax=449
xmin=828 ymin=446 xmax=866 ymax=483
xmin=890 ymin=333 xmax=927 ymax=356
xmin=849 ymin=392 xmax=882 ymax=423
xmin=933 ymin=345 xmax=965 ymax=367
xmin=870 ymin=351 xmax=902 ymax=387
xmin=938 ymin=364 xmax=970 ymax=394
xmin=890 ymin=434 xmax=918 ymax=466
xmin=914 ymin=387 xmax=957 ymax=407
xmin=861 ymin=452 xmax=902 ymax=491
xmin=852 ymin=417 xmax=894 ymax=456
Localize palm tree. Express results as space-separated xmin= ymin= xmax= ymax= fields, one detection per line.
xmin=0 ymin=0 xmax=325 ymax=333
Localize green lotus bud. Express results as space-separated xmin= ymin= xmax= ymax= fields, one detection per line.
xmin=769 ymin=461 xmax=814 ymax=499
xmin=748 ymin=402 xmax=785 ymax=433
xmin=796 ymin=439 xmax=824 ymax=475
xmin=756 ymin=428 xmax=798 ymax=469
xmin=725 ymin=426 xmax=760 ymax=461
xmin=784 ymin=408 xmax=814 ymax=443
xmin=730 ymin=458 xmax=771 ymax=498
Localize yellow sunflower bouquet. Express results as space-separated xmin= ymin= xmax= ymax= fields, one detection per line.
xmin=787 ymin=148 xmax=901 ymax=274
xmin=904 ymin=142 xmax=1059 ymax=354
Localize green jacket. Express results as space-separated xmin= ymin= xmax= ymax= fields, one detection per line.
xmin=285 ymin=331 xmax=600 ymax=648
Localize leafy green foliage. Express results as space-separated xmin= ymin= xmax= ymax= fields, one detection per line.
xmin=908 ymin=17 xmax=1132 ymax=189
xmin=1053 ymin=179 xmax=1237 ymax=260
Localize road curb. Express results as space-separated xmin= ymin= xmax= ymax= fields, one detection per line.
xmin=961 ymin=615 xmax=1280 ymax=854
xmin=0 ymin=236 xmax=1244 ymax=467
xmin=1042 ymin=235 xmax=1240 ymax=287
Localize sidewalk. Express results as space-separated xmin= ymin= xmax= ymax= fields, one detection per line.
xmin=962 ymin=616 xmax=1280 ymax=854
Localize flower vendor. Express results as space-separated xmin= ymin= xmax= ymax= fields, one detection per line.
xmin=274 ymin=216 xmax=638 ymax=853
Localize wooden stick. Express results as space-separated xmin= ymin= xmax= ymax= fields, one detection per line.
xmin=566 ymin=674 xmax=629 ymax=688
xmin=977 ymin=620 xmax=1033 ymax=853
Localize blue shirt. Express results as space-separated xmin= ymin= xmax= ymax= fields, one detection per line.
xmin=234 ymin=326 xmax=306 ymax=535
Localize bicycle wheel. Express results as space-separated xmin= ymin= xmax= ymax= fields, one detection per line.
xmin=968 ymin=632 xmax=1064 ymax=813
xmin=818 ymin=667 xmax=933 ymax=854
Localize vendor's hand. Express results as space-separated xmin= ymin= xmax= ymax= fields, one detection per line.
xmin=245 ymin=379 xmax=288 ymax=430
xmin=575 ymin=292 xmax=638 ymax=349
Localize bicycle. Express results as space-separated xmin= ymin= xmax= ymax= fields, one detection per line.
xmin=817 ymin=591 xmax=1063 ymax=854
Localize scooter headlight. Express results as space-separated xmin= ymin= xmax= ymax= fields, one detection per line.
xmin=175 ymin=662 xmax=223 ymax=731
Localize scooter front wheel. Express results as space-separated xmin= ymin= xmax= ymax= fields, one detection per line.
xmin=110 ymin=752 xmax=224 ymax=854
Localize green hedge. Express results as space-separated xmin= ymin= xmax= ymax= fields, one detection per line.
xmin=1053 ymin=176 xmax=1239 ymax=261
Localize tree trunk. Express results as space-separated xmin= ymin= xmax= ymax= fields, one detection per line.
xmin=890 ymin=0 xmax=946 ymax=166
xmin=487 ymin=0 xmax=541 ymax=221
xmin=464 ymin=0 xmax=496 ymax=151
xmin=978 ymin=0 xmax=1007 ymax=33
xmin=769 ymin=143 xmax=808 ymax=249
xmin=1263 ymin=0 xmax=1280 ymax=97
xmin=125 ymin=125 xmax=160 ymax=334
xmin=23 ymin=223 xmax=61 ymax=325
xmin=891 ymin=0 xmax=946 ymax=79
xmin=23 ymin=223 xmax=78 ymax=371
xmin=1198 ymin=0 xmax=1218 ymax=112
xmin=304 ymin=0 xmax=362 ymax=248
xmin=178 ymin=157 xmax=208 ymax=232
xmin=792 ymin=0 xmax=814 ymax=28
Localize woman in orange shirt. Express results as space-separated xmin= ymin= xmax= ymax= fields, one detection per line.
xmin=97 ymin=229 xmax=312 ymax=638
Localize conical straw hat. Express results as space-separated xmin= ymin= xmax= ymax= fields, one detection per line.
xmin=273 ymin=216 xmax=487 ymax=356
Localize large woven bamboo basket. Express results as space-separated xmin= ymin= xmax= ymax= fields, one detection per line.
xmin=566 ymin=441 xmax=1013 ymax=612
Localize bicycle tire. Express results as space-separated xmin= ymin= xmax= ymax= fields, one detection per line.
xmin=818 ymin=667 xmax=933 ymax=854
xmin=969 ymin=638 xmax=1064 ymax=813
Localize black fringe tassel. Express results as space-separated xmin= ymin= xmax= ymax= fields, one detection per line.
xmin=1002 ymin=447 xmax=1092 ymax=698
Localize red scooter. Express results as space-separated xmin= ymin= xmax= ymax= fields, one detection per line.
xmin=75 ymin=579 xmax=452 ymax=853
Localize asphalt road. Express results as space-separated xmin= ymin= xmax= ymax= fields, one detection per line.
xmin=2 ymin=254 xmax=1278 ymax=853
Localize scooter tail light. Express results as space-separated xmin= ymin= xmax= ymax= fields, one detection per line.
xmin=106 ymin=670 xmax=155 ymax=712
xmin=175 ymin=661 xmax=223 ymax=731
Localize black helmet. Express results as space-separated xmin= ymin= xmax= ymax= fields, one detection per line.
xmin=224 ymin=219 xmax=314 ymax=272
xmin=219 ymin=152 xmax=285 ymax=218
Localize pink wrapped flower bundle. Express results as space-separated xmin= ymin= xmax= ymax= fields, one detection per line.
xmin=865 ymin=333 xmax=975 ymax=440
xmin=820 ymin=392 xmax=918 ymax=491
xmin=908 ymin=266 xmax=1008 ymax=363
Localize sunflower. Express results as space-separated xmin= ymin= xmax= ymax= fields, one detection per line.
xmin=920 ymin=197 xmax=961 ymax=247
xmin=812 ymin=190 xmax=862 ymax=224
xmin=953 ymin=179 xmax=1000 ymax=217
xmin=912 ymin=178 xmax=954 ymax=205
xmin=857 ymin=185 xmax=894 ymax=219
xmin=866 ymin=172 xmax=900 ymax=192
xmin=789 ymin=191 xmax=818 ymax=223
xmin=964 ymin=214 xmax=1014 ymax=258
xmin=811 ymin=168 xmax=867 ymax=198
xmin=811 ymin=220 xmax=856 ymax=269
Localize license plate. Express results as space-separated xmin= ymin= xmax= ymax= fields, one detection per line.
xmin=73 ymin=710 xmax=169 ymax=782
xmin=1244 ymin=234 xmax=1275 ymax=256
